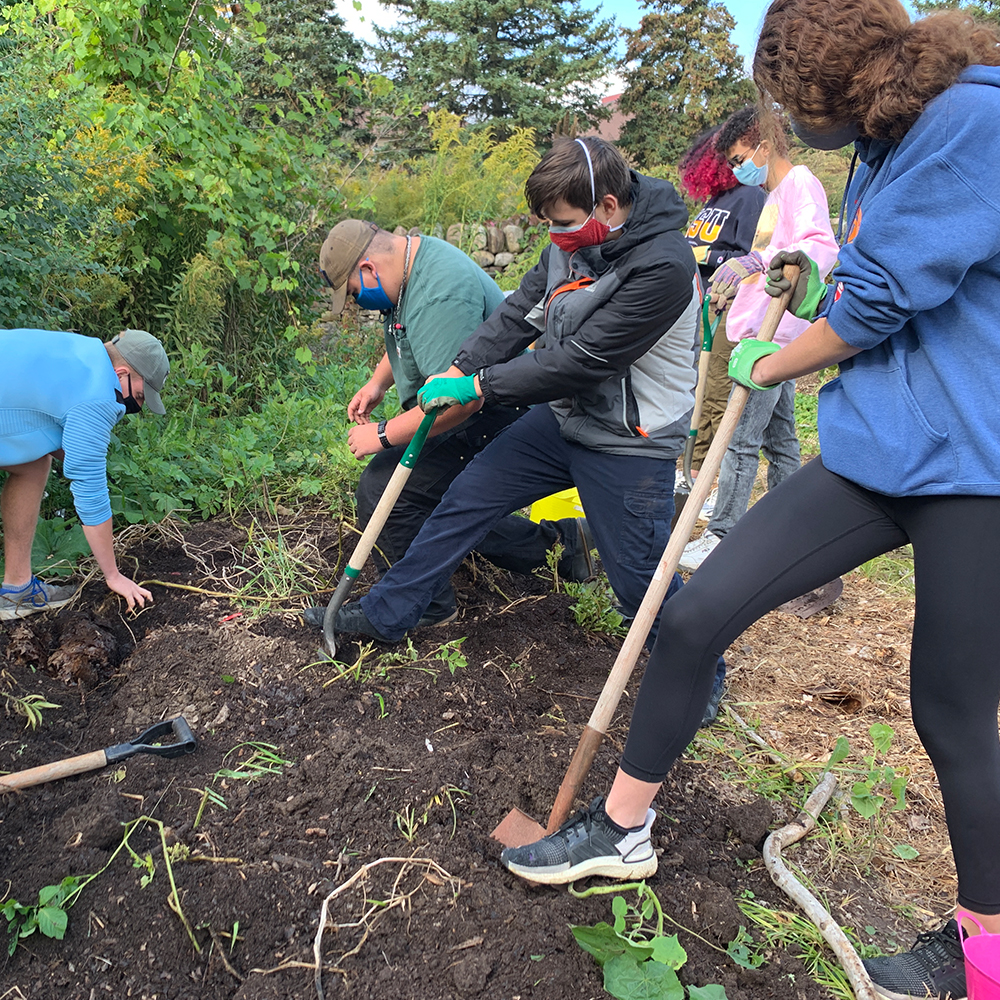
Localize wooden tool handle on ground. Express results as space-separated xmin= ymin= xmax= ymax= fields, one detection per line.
xmin=0 ymin=750 xmax=109 ymax=792
xmin=544 ymin=266 xmax=799 ymax=833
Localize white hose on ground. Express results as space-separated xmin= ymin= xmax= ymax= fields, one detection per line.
xmin=762 ymin=772 xmax=879 ymax=1000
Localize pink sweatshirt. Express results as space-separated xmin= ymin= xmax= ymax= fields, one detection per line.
xmin=726 ymin=164 xmax=839 ymax=347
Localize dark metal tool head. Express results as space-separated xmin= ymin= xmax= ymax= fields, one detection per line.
xmin=104 ymin=717 xmax=197 ymax=764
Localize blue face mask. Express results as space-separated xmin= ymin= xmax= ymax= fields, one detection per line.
xmin=732 ymin=146 xmax=768 ymax=187
xmin=355 ymin=265 xmax=395 ymax=312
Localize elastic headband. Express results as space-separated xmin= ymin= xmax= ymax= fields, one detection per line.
xmin=575 ymin=137 xmax=596 ymax=205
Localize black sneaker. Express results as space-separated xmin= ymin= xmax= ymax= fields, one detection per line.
xmin=557 ymin=517 xmax=595 ymax=583
xmin=326 ymin=601 xmax=395 ymax=643
xmin=863 ymin=920 xmax=967 ymax=1000
xmin=302 ymin=605 xmax=328 ymax=629
xmin=500 ymin=796 xmax=657 ymax=885
xmin=416 ymin=606 xmax=459 ymax=628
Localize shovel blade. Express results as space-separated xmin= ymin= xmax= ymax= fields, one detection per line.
xmin=490 ymin=807 xmax=547 ymax=849
xmin=777 ymin=577 xmax=844 ymax=619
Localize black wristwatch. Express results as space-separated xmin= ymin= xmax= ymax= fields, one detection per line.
xmin=377 ymin=419 xmax=392 ymax=451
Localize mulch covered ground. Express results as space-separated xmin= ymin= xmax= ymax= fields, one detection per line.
xmin=0 ymin=515 xmax=947 ymax=1000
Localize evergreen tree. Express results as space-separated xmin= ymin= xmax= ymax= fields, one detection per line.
xmin=618 ymin=0 xmax=753 ymax=169
xmin=371 ymin=0 xmax=616 ymax=140
xmin=912 ymin=0 xmax=999 ymax=26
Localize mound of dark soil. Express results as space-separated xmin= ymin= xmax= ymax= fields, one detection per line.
xmin=0 ymin=519 xmax=885 ymax=999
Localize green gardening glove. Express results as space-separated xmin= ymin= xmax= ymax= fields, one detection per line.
xmin=764 ymin=250 xmax=829 ymax=320
xmin=729 ymin=339 xmax=782 ymax=390
xmin=417 ymin=374 xmax=480 ymax=412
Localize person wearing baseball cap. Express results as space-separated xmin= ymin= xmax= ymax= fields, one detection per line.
xmin=0 ymin=327 xmax=169 ymax=618
xmin=305 ymin=219 xmax=594 ymax=631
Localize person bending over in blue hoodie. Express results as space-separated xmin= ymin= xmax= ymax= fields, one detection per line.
xmin=0 ymin=329 xmax=169 ymax=619
xmin=500 ymin=4 xmax=1000 ymax=999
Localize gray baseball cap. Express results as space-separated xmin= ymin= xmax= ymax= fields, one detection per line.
xmin=319 ymin=220 xmax=379 ymax=314
xmin=112 ymin=330 xmax=169 ymax=414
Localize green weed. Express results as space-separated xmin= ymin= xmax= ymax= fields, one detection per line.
xmin=2 ymin=690 xmax=61 ymax=731
xmin=569 ymin=881 xmax=731 ymax=1000
xmin=429 ymin=638 xmax=468 ymax=676
xmin=2 ymin=816 xmax=199 ymax=956
xmin=216 ymin=743 xmax=294 ymax=782
xmin=565 ymin=576 xmax=628 ymax=637
xmin=856 ymin=545 xmax=915 ymax=596
xmin=737 ymin=899 xmax=881 ymax=1000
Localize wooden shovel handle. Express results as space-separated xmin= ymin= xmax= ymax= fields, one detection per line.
xmin=544 ymin=265 xmax=799 ymax=832
xmin=0 ymin=750 xmax=109 ymax=792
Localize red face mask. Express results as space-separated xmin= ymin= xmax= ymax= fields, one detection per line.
xmin=548 ymin=212 xmax=611 ymax=253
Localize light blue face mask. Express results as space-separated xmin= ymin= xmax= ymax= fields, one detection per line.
xmin=733 ymin=145 xmax=768 ymax=187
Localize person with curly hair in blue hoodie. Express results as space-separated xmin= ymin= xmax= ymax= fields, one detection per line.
xmin=501 ymin=3 xmax=1000 ymax=998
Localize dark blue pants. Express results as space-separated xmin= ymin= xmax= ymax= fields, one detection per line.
xmin=361 ymin=405 xmax=687 ymax=648
xmin=356 ymin=404 xmax=583 ymax=617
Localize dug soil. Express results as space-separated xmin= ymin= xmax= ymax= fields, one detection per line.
xmin=0 ymin=516 xmax=943 ymax=1000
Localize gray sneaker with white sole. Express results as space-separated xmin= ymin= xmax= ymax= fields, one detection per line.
xmin=0 ymin=577 xmax=78 ymax=620
xmin=501 ymin=796 xmax=657 ymax=885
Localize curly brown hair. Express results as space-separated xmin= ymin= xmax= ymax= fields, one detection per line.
xmin=754 ymin=0 xmax=1000 ymax=142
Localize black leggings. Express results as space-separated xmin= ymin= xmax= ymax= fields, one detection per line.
xmin=623 ymin=456 xmax=1000 ymax=914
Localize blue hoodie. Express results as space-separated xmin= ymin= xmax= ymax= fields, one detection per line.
xmin=819 ymin=65 xmax=1000 ymax=496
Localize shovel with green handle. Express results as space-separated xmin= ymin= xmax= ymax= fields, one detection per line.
xmin=682 ymin=298 xmax=722 ymax=490
xmin=320 ymin=408 xmax=440 ymax=660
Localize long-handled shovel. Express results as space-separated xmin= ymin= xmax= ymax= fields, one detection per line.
xmin=681 ymin=299 xmax=722 ymax=490
xmin=491 ymin=266 xmax=799 ymax=848
xmin=320 ymin=409 xmax=439 ymax=660
xmin=0 ymin=717 xmax=196 ymax=793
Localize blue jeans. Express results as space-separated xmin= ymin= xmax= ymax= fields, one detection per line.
xmin=361 ymin=405 xmax=687 ymax=647
xmin=708 ymin=378 xmax=800 ymax=538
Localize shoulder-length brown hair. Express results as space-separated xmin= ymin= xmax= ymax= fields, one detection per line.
xmin=753 ymin=0 xmax=1000 ymax=142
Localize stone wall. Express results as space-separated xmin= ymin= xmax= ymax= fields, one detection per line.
xmin=392 ymin=217 xmax=539 ymax=280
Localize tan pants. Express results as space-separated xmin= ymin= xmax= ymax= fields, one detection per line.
xmin=691 ymin=310 xmax=736 ymax=471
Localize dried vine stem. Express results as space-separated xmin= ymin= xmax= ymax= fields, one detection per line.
xmin=312 ymin=856 xmax=462 ymax=1000
xmin=763 ymin=772 xmax=878 ymax=1000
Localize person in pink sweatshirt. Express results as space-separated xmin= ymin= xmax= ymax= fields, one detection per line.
xmin=680 ymin=106 xmax=839 ymax=571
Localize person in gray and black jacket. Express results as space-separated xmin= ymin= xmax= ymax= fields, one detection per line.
xmin=331 ymin=136 xmax=726 ymax=700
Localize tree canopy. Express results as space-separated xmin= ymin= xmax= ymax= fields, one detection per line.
xmin=912 ymin=0 xmax=1000 ymax=25
xmin=371 ymin=0 xmax=617 ymax=139
xmin=618 ymin=0 xmax=753 ymax=169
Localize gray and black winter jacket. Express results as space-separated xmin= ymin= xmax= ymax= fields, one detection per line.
xmin=453 ymin=171 xmax=699 ymax=458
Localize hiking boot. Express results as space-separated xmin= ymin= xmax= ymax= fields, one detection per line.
xmin=501 ymin=796 xmax=657 ymax=885
xmin=0 ymin=577 xmax=77 ymax=620
xmin=863 ymin=919 xmax=967 ymax=1000
xmin=333 ymin=602 xmax=396 ymax=643
xmin=679 ymin=530 xmax=721 ymax=572
xmin=557 ymin=517 xmax=595 ymax=583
